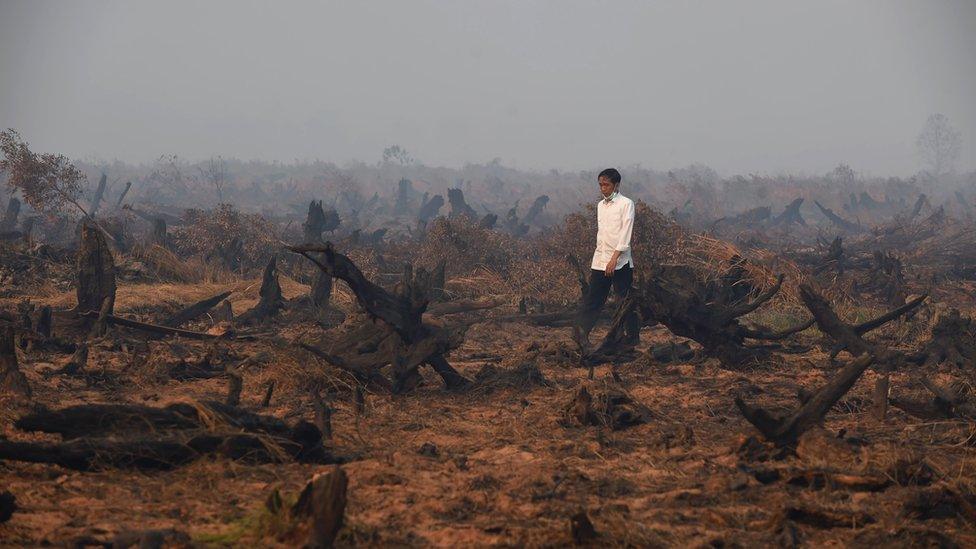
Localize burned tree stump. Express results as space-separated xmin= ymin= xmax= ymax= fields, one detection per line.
xmin=0 ymin=491 xmax=15 ymax=524
xmin=854 ymin=251 xmax=907 ymax=306
xmin=736 ymin=353 xmax=875 ymax=445
xmin=289 ymin=243 xmax=470 ymax=393
xmin=915 ymin=309 xmax=976 ymax=369
xmin=150 ymin=217 xmax=168 ymax=247
xmin=478 ymin=213 xmax=497 ymax=229
xmin=0 ymin=326 xmax=31 ymax=398
xmin=565 ymin=383 xmax=653 ymax=430
xmin=76 ymin=220 xmax=116 ymax=315
xmin=770 ymin=198 xmax=806 ymax=228
xmin=447 ymin=188 xmax=477 ymax=219
xmin=289 ymin=467 xmax=348 ymax=548
xmin=238 ymin=256 xmax=284 ymax=323
xmin=430 ymin=259 xmax=447 ymax=302
xmin=54 ymin=343 xmax=88 ymax=376
xmin=303 ymin=200 xmax=328 ymax=243
xmin=311 ymin=268 xmax=333 ymax=311
xmin=418 ymin=193 xmax=444 ymax=224
xmin=813 ymin=236 xmax=845 ymax=275
xmin=627 ymin=263 xmax=812 ymax=368
xmin=522 ymin=195 xmax=550 ymax=227
xmin=35 ymin=305 xmax=52 ymax=339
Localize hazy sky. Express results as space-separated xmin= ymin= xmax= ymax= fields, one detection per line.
xmin=2 ymin=1 xmax=974 ymax=176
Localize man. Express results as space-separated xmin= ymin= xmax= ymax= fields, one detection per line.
xmin=578 ymin=168 xmax=639 ymax=344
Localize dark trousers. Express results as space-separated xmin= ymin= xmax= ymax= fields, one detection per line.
xmin=578 ymin=265 xmax=639 ymax=342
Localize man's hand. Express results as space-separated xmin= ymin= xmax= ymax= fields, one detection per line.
xmin=604 ymin=251 xmax=621 ymax=277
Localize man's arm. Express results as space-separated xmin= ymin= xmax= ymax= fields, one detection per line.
xmin=604 ymin=200 xmax=635 ymax=276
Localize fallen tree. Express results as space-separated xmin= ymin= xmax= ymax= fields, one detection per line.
xmin=624 ymin=263 xmax=812 ymax=368
xmin=288 ymin=242 xmax=471 ymax=393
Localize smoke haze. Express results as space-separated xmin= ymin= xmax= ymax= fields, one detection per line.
xmin=1 ymin=0 xmax=974 ymax=175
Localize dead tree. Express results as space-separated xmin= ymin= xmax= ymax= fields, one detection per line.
xmin=75 ymin=220 xmax=116 ymax=315
xmin=447 ymin=188 xmax=477 ymax=219
xmin=0 ymin=326 xmax=31 ymax=398
xmin=770 ymin=198 xmax=806 ymax=228
xmin=288 ymin=243 xmax=470 ymax=393
xmin=735 ymin=353 xmax=875 ymax=445
xmin=627 ymin=264 xmax=812 ymax=368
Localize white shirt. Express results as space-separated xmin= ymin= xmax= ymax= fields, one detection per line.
xmin=591 ymin=193 xmax=635 ymax=270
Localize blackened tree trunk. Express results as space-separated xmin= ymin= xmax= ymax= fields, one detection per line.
xmin=0 ymin=326 xmax=31 ymax=398
xmin=303 ymin=200 xmax=327 ymax=244
xmin=76 ymin=220 xmax=116 ymax=315
xmin=311 ymin=269 xmax=333 ymax=310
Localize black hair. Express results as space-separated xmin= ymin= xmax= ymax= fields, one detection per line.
xmin=598 ymin=168 xmax=621 ymax=185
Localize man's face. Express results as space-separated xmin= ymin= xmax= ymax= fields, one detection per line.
xmin=598 ymin=176 xmax=617 ymax=198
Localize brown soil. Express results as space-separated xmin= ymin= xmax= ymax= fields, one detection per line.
xmin=3 ymin=281 xmax=976 ymax=547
